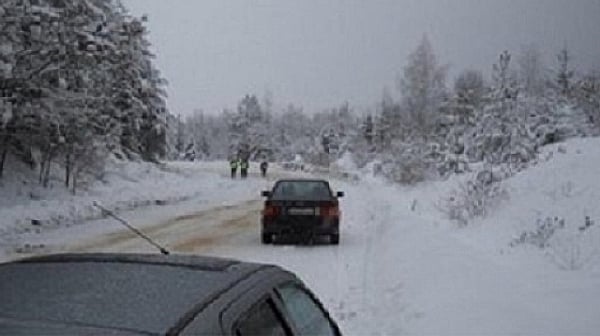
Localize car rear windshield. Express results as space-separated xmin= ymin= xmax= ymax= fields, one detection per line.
xmin=271 ymin=181 xmax=333 ymax=200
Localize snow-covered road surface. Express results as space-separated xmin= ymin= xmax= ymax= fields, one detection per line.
xmin=69 ymin=199 xmax=263 ymax=254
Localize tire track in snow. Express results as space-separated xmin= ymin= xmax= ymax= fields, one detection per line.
xmin=173 ymin=208 xmax=261 ymax=253
xmin=69 ymin=200 xmax=262 ymax=254
xmin=330 ymin=182 xmax=414 ymax=334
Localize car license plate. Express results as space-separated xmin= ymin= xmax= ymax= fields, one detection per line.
xmin=287 ymin=207 xmax=317 ymax=216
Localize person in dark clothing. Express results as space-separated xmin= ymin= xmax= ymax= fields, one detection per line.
xmin=260 ymin=161 xmax=268 ymax=178
xmin=230 ymin=159 xmax=239 ymax=179
xmin=240 ymin=160 xmax=249 ymax=179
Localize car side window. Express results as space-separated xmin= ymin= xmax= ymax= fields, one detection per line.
xmin=277 ymin=284 xmax=337 ymax=336
xmin=235 ymin=299 xmax=288 ymax=336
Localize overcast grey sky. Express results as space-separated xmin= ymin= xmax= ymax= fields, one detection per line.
xmin=123 ymin=0 xmax=600 ymax=115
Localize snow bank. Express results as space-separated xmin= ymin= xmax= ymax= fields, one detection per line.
xmin=337 ymin=137 xmax=600 ymax=335
xmin=470 ymin=138 xmax=600 ymax=270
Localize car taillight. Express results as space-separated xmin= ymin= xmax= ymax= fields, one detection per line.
xmin=263 ymin=204 xmax=280 ymax=218
xmin=320 ymin=205 xmax=340 ymax=218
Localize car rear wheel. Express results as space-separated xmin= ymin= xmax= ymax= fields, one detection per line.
xmin=330 ymin=234 xmax=339 ymax=245
xmin=261 ymin=233 xmax=273 ymax=244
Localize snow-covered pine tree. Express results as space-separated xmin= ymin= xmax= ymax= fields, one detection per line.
xmin=345 ymin=113 xmax=376 ymax=168
xmin=576 ymin=71 xmax=600 ymax=130
xmin=466 ymin=51 xmax=537 ymax=173
xmin=226 ymin=94 xmax=273 ymax=160
xmin=491 ymin=50 xmax=519 ymax=102
xmin=374 ymin=88 xmax=399 ymax=149
xmin=182 ymin=109 xmax=225 ymax=160
xmin=109 ymin=12 xmax=167 ymax=161
xmin=398 ymin=35 xmax=448 ymax=138
xmin=274 ymin=103 xmax=310 ymax=161
xmin=205 ymin=113 xmax=230 ymax=159
xmin=165 ymin=112 xmax=181 ymax=160
xmin=0 ymin=1 xmax=61 ymax=178
xmin=53 ymin=0 xmax=125 ymax=188
xmin=361 ymin=114 xmax=375 ymax=146
xmin=0 ymin=0 xmax=168 ymax=189
xmin=0 ymin=0 xmax=23 ymax=177
xmin=452 ymin=69 xmax=486 ymax=125
xmin=434 ymin=69 xmax=487 ymax=177
xmin=555 ymin=46 xmax=575 ymax=99
xmin=306 ymin=102 xmax=358 ymax=166
xmin=183 ymin=110 xmax=204 ymax=160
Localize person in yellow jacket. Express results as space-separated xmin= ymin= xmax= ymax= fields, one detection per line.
xmin=230 ymin=158 xmax=239 ymax=179
xmin=240 ymin=160 xmax=249 ymax=179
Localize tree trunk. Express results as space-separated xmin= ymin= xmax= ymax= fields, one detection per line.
xmin=42 ymin=147 xmax=55 ymax=188
xmin=0 ymin=147 xmax=7 ymax=179
xmin=43 ymin=157 xmax=52 ymax=188
xmin=39 ymin=143 xmax=51 ymax=184
xmin=65 ymin=154 xmax=71 ymax=188
xmin=39 ymin=156 xmax=46 ymax=184
xmin=71 ymin=172 xmax=77 ymax=195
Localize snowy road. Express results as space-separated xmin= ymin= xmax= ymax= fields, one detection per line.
xmin=69 ymin=199 xmax=263 ymax=254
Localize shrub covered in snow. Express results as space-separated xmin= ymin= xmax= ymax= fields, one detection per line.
xmin=510 ymin=216 xmax=566 ymax=248
xmin=548 ymin=217 xmax=598 ymax=271
xmin=511 ymin=215 xmax=598 ymax=271
xmin=440 ymin=171 xmax=509 ymax=225
xmin=379 ymin=141 xmax=435 ymax=185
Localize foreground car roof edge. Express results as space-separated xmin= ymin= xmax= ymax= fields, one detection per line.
xmin=10 ymin=253 xmax=241 ymax=272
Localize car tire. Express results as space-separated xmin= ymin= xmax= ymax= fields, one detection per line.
xmin=330 ymin=234 xmax=339 ymax=245
xmin=262 ymin=233 xmax=273 ymax=244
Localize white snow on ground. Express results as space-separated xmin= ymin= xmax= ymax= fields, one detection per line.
xmin=1 ymin=137 xmax=600 ymax=335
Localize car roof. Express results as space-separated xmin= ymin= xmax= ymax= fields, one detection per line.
xmin=0 ymin=253 xmax=272 ymax=335
xmin=273 ymin=178 xmax=330 ymax=184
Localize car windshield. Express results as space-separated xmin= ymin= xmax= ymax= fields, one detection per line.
xmin=271 ymin=181 xmax=332 ymax=200
xmin=1 ymin=1 xmax=598 ymax=335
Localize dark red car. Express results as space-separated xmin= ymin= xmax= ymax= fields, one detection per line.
xmin=261 ymin=179 xmax=344 ymax=245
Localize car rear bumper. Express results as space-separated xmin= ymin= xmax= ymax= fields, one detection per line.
xmin=262 ymin=218 xmax=339 ymax=236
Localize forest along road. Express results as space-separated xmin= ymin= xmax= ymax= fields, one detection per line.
xmin=69 ymin=199 xmax=264 ymax=254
